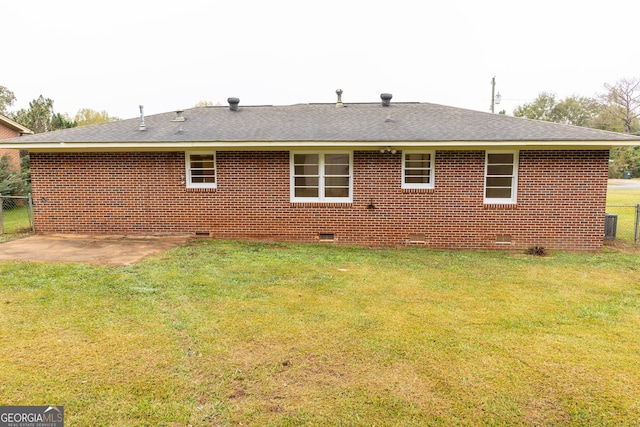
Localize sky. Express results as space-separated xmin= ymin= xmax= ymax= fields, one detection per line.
xmin=3 ymin=0 xmax=639 ymax=120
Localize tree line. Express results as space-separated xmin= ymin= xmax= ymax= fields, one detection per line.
xmin=0 ymin=85 xmax=120 ymax=197
xmin=511 ymin=77 xmax=640 ymax=178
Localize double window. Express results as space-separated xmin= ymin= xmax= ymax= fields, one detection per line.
xmin=185 ymin=152 xmax=216 ymax=189
xmin=291 ymin=152 xmax=352 ymax=202
xmin=402 ymin=151 xmax=435 ymax=189
xmin=484 ymin=151 xmax=518 ymax=204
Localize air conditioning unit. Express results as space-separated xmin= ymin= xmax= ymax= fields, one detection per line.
xmin=604 ymin=214 xmax=618 ymax=240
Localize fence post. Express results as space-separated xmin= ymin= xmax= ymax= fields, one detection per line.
xmin=635 ymin=204 xmax=640 ymax=245
xmin=28 ymin=193 xmax=35 ymax=233
xmin=0 ymin=196 xmax=3 ymax=234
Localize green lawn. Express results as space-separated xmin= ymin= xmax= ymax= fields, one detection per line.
xmin=606 ymin=180 xmax=640 ymax=243
xmin=1 ymin=240 xmax=640 ymax=426
xmin=0 ymin=205 xmax=32 ymax=242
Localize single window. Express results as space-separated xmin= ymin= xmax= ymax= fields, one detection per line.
xmin=402 ymin=151 xmax=435 ymax=188
xmin=484 ymin=151 xmax=518 ymax=204
xmin=186 ymin=152 xmax=216 ymax=189
xmin=291 ymin=152 xmax=352 ymax=202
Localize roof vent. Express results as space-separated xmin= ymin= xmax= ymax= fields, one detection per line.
xmin=138 ymin=105 xmax=146 ymax=131
xmin=171 ymin=110 xmax=185 ymax=122
xmin=228 ymin=97 xmax=240 ymax=111
xmin=381 ymin=93 xmax=393 ymax=107
xmin=336 ymin=89 xmax=344 ymax=108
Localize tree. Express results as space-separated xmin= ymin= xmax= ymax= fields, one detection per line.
xmin=0 ymin=154 xmax=23 ymax=201
xmin=598 ymin=78 xmax=640 ymax=134
xmin=11 ymin=95 xmax=77 ymax=133
xmin=513 ymin=92 xmax=601 ymax=127
xmin=609 ymin=146 xmax=640 ymax=178
xmin=513 ymin=92 xmax=558 ymax=121
xmin=195 ymin=100 xmax=221 ymax=107
xmin=0 ymin=85 xmax=16 ymax=116
xmin=74 ymin=108 xmax=120 ymax=126
xmin=553 ymin=96 xmax=602 ymax=127
xmin=595 ymin=78 xmax=640 ymax=178
xmin=20 ymin=154 xmax=31 ymax=196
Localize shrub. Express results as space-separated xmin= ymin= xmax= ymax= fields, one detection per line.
xmin=526 ymin=246 xmax=548 ymax=256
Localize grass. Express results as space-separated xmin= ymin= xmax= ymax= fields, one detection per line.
xmin=0 ymin=205 xmax=32 ymax=242
xmin=1 ymin=240 xmax=640 ymax=426
xmin=606 ymin=180 xmax=640 ymax=243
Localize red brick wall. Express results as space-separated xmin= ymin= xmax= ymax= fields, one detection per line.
xmin=29 ymin=149 xmax=609 ymax=250
xmin=0 ymin=124 xmax=21 ymax=170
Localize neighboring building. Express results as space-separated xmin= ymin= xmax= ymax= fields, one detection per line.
xmin=0 ymin=114 xmax=32 ymax=170
xmin=2 ymin=94 xmax=639 ymax=250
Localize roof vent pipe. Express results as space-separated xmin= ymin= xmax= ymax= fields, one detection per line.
xmin=336 ymin=89 xmax=344 ymax=108
xmin=139 ymin=105 xmax=146 ymax=131
xmin=172 ymin=110 xmax=185 ymax=122
xmin=228 ymin=97 xmax=240 ymax=111
xmin=381 ymin=93 xmax=393 ymax=107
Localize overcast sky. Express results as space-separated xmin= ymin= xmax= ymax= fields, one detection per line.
xmin=4 ymin=0 xmax=639 ymax=120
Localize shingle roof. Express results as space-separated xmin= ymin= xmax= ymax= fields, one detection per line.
xmin=3 ymin=102 xmax=640 ymax=149
xmin=0 ymin=114 xmax=33 ymax=135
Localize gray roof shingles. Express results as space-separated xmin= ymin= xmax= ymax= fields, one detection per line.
xmin=3 ymin=102 xmax=640 ymax=145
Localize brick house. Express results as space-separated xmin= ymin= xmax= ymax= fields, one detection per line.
xmin=0 ymin=114 xmax=32 ymax=171
xmin=2 ymin=94 xmax=639 ymax=250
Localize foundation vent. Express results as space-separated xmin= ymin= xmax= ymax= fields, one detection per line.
xmin=194 ymin=231 xmax=211 ymax=237
xmin=496 ymin=235 xmax=512 ymax=244
xmin=409 ymin=233 xmax=426 ymax=243
xmin=319 ymin=233 xmax=335 ymax=242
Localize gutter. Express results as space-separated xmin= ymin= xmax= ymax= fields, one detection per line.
xmin=2 ymin=139 xmax=637 ymax=152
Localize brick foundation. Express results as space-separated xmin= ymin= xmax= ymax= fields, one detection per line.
xmin=29 ymin=149 xmax=609 ymax=251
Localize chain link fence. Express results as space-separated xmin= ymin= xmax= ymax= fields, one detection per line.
xmin=605 ymin=204 xmax=640 ymax=244
xmin=0 ymin=195 xmax=34 ymax=237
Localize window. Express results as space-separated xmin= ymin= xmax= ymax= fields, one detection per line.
xmin=185 ymin=152 xmax=216 ymax=189
xmin=402 ymin=151 xmax=434 ymax=189
xmin=291 ymin=152 xmax=352 ymax=202
xmin=484 ymin=151 xmax=518 ymax=204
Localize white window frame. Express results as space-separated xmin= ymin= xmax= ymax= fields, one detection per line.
xmin=185 ymin=151 xmax=217 ymax=189
xmin=484 ymin=150 xmax=518 ymax=204
xmin=402 ymin=150 xmax=435 ymax=189
xmin=290 ymin=151 xmax=353 ymax=203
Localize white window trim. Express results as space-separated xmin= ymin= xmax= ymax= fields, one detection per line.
xmin=290 ymin=151 xmax=353 ymax=203
xmin=185 ymin=151 xmax=217 ymax=189
xmin=402 ymin=150 xmax=435 ymax=189
xmin=484 ymin=150 xmax=518 ymax=204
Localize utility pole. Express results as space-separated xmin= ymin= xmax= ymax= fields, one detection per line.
xmin=491 ymin=77 xmax=496 ymax=113
xmin=490 ymin=77 xmax=502 ymax=114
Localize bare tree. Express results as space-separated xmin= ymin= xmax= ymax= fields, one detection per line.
xmin=0 ymin=85 xmax=16 ymax=116
xmin=600 ymin=77 xmax=640 ymax=134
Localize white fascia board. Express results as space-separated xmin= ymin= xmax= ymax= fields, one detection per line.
xmin=6 ymin=139 xmax=640 ymax=152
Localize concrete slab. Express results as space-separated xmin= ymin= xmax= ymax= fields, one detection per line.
xmin=0 ymin=234 xmax=190 ymax=266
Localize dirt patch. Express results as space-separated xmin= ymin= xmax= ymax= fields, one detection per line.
xmin=0 ymin=234 xmax=190 ymax=266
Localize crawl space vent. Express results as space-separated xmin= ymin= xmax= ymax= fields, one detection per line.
xmin=319 ymin=233 xmax=335 ymax=242
xmin=409 ymin=233 xmax=426 ymax=243
xmin=496 ymin=235 xmax=512 ymax=244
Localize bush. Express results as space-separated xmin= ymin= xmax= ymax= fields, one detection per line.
xmin=526 ymin=246 xmax=548 ymax=256
xmin=1 ymin=153 xmax=22 ymax=193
